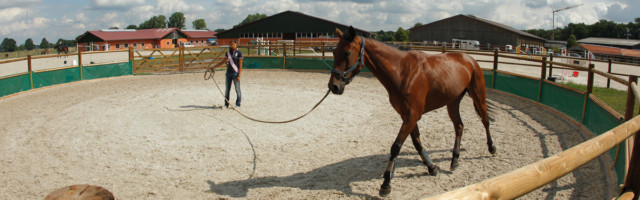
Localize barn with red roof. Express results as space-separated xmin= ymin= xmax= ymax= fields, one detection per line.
xmin=75 ymin=28 xmax=216 ymax=51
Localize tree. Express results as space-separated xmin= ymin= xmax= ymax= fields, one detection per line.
xmin=40 ymin=38 xmax=50 ymax=49
xmin=589 ymin=19 xmax=621 ymax=38
xmin=126 ymin=24 xmax=137 ymax=29
xmin=234 ymin=13 xmax=267 ymax=28
xmin=109 ymin=27 xmax=119 ymax=29
xmin=394 ymin=27 xmax=409 ymax=42
xmin=168 ymin=12 xmax=186 ymax=29
xmin=630 ymin=17 xmax=640 ymax=39
xmin=375 ymin=30 xmax=395 ymax=41
xmin=411 ymin=22 xmax=423 ymax=30
xmin=24 ymin=38 xmax=35 ymax=50
xmin=138 ymin=15 xmax=167 ymax=29
xmin=524 ymin=29 xmax=553 ymax=40
xmin=193 ymin=19 xmax=207 ymax=30
xmin=566 ymin=34 xmax=577 ymax=48
xmin=1 ymin=38 xmax=18 ymax=52
xmin=214 ymin=28 xmax=226 ymax=33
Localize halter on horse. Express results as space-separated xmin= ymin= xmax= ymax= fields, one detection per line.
xmin=328 ymin=26 xmax=496 ymax=196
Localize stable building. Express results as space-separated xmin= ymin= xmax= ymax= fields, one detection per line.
xmin=577 ymin=37 xmax=640 ymax=50
xmin=409 ymin=14 xmax=546 ymax=50
xmin=215 ymin=11 xmax=371 ymax=45
xmin=569 ymin=43 xmax=640 ymax=64
xmin=75 ymin=28 xmax=217 ymax=51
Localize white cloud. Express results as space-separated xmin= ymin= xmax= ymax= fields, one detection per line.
xmin=91 ymin=0 xmax=145 ymax=9
xmin=0 ymin=7 xmax=29 ymax=22
xmin=0 ymin=0 xmax=41 ymax=9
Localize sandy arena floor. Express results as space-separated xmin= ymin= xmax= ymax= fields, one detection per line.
xmin=0 ymin=70 xmax=617 ymax=199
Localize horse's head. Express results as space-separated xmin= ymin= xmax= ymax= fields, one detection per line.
xmin=328 ymin=26 xmax=365 ymax=95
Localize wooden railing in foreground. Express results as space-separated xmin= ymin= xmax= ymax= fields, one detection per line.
xmin=423 ymin=80 xmax=640 ymax=200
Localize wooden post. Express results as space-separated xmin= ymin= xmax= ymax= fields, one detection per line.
xmin=293 ymin=42 xmax=296 ymax=56
xmin=622 ymin=130 xmax=640 ymax=200
xmin=548 ymin=54 xmax=554 ymax=77
xmin=78 ymin=51 xmax=83 ymax=80
xmin=582 ymin=64 xmax=595 ymax=124
xmin=322 ymin=42 xmax=325 ymax=58
xmin=441 ymin=46 xmax=446 ymax=53
xmin=492 ymin=49 xmax=498 ymax=89
xmin=282 ymin=43 xmax=287 ymax=69
xmin=128 ymin=47 xmax=133 ymax=61
xmin=128 ymin=47 xmax=134 ymax=74
xmin=625 ymin=76 xmax=638 ymax=121
xmin=28 ymin=55 xmax=33 ymax=89
xmin=179 ymin=46 xmax=184 ymax=72
xmin=538 ymin=56 xmax=547 ymax=102
xmin=607 ymin=59 xmax=613 ymax=89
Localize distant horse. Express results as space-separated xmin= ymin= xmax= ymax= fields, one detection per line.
xmin=328 ymin=26 xmax=496 ymax=196
xmin=41 ymin=49 xmax=49 ymax=55
xmin=55 ymin=45 xmax=68 ymax=57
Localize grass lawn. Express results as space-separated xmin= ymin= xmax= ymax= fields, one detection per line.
xmin=562 ymin=82 xmax=639 ymax=117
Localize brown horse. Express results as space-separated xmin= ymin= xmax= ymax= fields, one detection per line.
xmin=328 ymin=26 xmax=496 ymax=196
xmin=55 ymin=45 xmax=68 ymax=57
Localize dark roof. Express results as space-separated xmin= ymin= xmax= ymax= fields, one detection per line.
xmin=76 ymin=28 xmax=216 ymax=43
xmin=578 ymin=37 xmax=640 ymax=48
xmin=572 ymin=43 xmax=640 ymax=57
xmin=411 ymin=14 xmax=545 ymax=41
xmin=217 ymin=11 xmax=371 ymax=38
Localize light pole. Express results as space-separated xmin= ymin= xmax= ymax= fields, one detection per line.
xmin=552 ymin=4 xmax=583 ymax=40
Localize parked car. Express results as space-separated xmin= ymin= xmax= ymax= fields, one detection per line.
xmin=568 ymin=53 xmax=581 ymax=58
xmin=182 ymin=42 xmax=194 ymax=47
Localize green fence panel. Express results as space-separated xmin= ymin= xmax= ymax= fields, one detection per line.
xmin=285 ymin=57 xmax=335 ymax=71
xmin=244 ymin=57 xmax=283 ymax=69
xmin=540 ymin=82 xmax=585 ymax=122
xmin=483 ymin=70 xmax=492 ymax=88
xmin=32 ymin=67 xmax=81 ymax=89
xmin=583 ymin=98 xmax=625 ymax=184
xmin=0 ymin=74 xmax=31 ymax=97
xmin=83 ymin=62 xmax=132 ymax=80
xmin=494 ymin=72 xmax=539 ymax=101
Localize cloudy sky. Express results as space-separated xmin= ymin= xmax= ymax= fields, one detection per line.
xmin=1 ymin=0 xmax=638 ymax=44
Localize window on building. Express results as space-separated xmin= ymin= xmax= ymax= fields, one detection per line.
xmin=115 ymin=44 xmax=120 ymax=49
xmin=133 ymin=43 xmax=137 ymax=47
xmin=124 ymin=43 xmax=128 ymax=48
xmin=142 ymin=42 xmax=145 ymax=47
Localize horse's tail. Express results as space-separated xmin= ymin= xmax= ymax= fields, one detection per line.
xmin=465 ymin=54 xmax=494 ymax=123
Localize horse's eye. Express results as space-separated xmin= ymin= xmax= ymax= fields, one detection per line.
xmin=345 ymin=52 xmax=351 ymax=57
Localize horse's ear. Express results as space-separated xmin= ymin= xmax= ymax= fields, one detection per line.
xmin=341 ymin=26 xmax=355 ymax=42
xmin=335 ymin=28 xmax=343 ymax=38
xmin=348 ymin=26 xmax=356 ymax=39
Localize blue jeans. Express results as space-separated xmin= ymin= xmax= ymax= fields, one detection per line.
xmin=224 ymin=72 xmax=241 ymax=107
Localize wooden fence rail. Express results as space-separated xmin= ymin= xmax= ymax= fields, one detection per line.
xmin=423 ymin=113 xmax=640 ymax=199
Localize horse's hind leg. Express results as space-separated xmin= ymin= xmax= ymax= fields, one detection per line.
xmin=446 ymin=98 xmax=464 ymax=171
xmin=410 ymin=126 xmax=438 ymax=175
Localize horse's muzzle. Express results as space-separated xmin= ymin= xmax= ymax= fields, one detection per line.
xmin=329 ymin=80 xmax=345 ymax=95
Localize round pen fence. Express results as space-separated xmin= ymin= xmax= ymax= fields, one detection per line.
xmin=0 ymin=43 xmax=639 ymax=199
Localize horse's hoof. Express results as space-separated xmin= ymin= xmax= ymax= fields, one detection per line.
xmin=428 ymin=165 xmax=439 ymax=176
xmin=379 ymin=186 xmax=391 ymax=196
xmin=450 ymin=161 xmax=459 ymax=171
xmin=489 ymin=145 xmax=497 ymax=155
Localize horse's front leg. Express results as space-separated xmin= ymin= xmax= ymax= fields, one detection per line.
xmin=410 ymin=126 xmax=438 ymax=175
xmin=379 ymin=118 xmax=417 ymax=196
